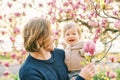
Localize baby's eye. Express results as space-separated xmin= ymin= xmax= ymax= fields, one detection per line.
xmin=66 ymin=34 xmax=69 ymax=36
xmin=72 ymin=33 xmax=76 ymax=35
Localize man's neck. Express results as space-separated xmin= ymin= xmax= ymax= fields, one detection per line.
xmin=30 ymin=49 xmax=51 ymax=60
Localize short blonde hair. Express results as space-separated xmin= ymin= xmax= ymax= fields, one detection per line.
xmin=63 ymin=22 xmax=81 ymax=37
xmin=23 ymin=17 xmax=53 ymax=52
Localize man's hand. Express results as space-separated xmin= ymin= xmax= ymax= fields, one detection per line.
xmin=79 ymin=63 xmax=96 ymax=80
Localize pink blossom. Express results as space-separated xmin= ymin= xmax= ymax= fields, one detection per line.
xmin=93 ymin=33 xmax=100 ymax=43
xmin=77 ymin=1 xmax=81 ymax=5
xmin=63 ymin=2 xmax=69 ymax=6
xmin=93 ymin=28 xmax=100 ymax=42
xmin=13 ymin=27 xmax=20 ymax=34
xmin=51 ymin=16 xmax=56 ymax=24
xmin=106 ymin=71 xmax=116 ymax=78
xmin=106 ymin=71 xmax=110 ymax=77
xmin=90 ymin=11 xmax=97 ymax=18
xmin=48 ymin=10 xmax=52 ymax=15
xmin=19 ymin=59 xmax=22 ymax=64
xmin=88 ymin=21 xmax=94 ymax=26
xmin=84 ymin=41 xmax=96 ymax=55
xmin=65 ymin=8 xmax=71 ymax=13
xmin=59 ymin=8 xmax=63 ymax=13
xmin=81 ymin=5 xmax=86 ymax=11
xmin=53 ymin=30 xmax=59 ymax=40
xmin=7 ymin=2 xmax=12 ymax=8
xmin=16 ymin=56 xmax=20 ymax=61
xmin=11 ymin=53 xmax=16 ymax=59
xmin=1 ymin=31 xmax=6 ymax=35
xmin=3 ymin=70 xmax=10 ymax=76
xmin=69 ymin=0 xmax=73 ymax=5
xmin=10 ymin=36 xmax=15 ymax=42
xmin=96 ymin=27 xmax=101 ymax=33
xmin=73 ymin=4 xmax=79 ymax=10
xmin=14 ymin=12 xmax=21 ymax=17
xmin=114 ymin=20 xmax=120 ymax=30
xmin=113 ymin=11 xmax=118 ymax=15
xmin=0 ymin=15 xmax=2 ymax=19
xmin=48 ymin=0 xmax=56 ymax=7
xmin=100 ymin=19 xmax=108 ymax=28
xmin=3 ymin=62 xmax=9 ymax=67
xmin=110 ymin=72 xmax=116 ymax=78
xmin=88 ymin=21 xmax=98 ymax=27
xmin=21 ymin=49 xmax=27 ymax=55
xmin=79 ymin=14 xmax=85 ymax=19
xmin=71 ymin=13 xmax=76 ymax=18
xmin=105 ymin=0 xmax=113 ymax=4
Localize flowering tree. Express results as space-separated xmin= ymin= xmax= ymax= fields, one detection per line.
xmin=0 ymin=0 xmax=120 ymax=80
xmin=46 ymin=0 xmax=120 ymax=62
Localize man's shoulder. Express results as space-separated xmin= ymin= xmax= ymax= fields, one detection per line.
xmin=52 ymin=48 xmax=65 ymax=57
xmin=54 ymin=48 xmax=65 ymax=53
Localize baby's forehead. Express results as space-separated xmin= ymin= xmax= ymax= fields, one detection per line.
xmin=66 ymin=27 xmax=78 ymax=32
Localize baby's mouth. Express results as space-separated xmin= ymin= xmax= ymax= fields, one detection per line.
xmin=69 ymin=39 xmax=75 ymax=42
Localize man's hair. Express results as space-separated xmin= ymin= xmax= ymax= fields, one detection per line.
xmin=23 ymin=17 xmax=53 ymax=52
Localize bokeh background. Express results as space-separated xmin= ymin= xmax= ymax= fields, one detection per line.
xmin=0 ymin=0 xmax=120 ymax=80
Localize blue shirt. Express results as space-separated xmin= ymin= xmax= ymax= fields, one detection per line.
xmin=19 ymin=48 xmax=84 ymax=80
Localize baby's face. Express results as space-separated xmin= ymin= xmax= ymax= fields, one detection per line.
xmin=64 ymin=28 xmax=80 ymax=45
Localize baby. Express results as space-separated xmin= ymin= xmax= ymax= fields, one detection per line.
xmin=62 ymin=21 xmax=86 ymax=80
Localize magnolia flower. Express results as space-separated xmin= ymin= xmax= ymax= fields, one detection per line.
xmin=1 ymin=31 xmax=6 ymax=35
xmin=13 ymin=27 xmax=20 ymax=34
xmin=3 ymin=70 xmax=10 ymax=76
xmin=113 ymin=10 xmax=118 ymax=15
xmin=7 ymin=2 xmax=12 ymax=8
xmin=21 ymin=49 xmax=27 ymax=56
xmin=83 ymin=41 xmax=96 ymax=63
xmin=59 ymin=8 xmax=63 ymax=13
xmin=14 ymin=12 xmax=21 ymax=17
xmin=63 ymin=2 xmax=69 ymax=6
xmin=114 ymin=20 xmax=120 ymax=30
xmin=88 ymin=21 xmax=98 ymax=27
xmin=10 ymin=36 xmax=15 ymax=42
xmin=11 ymin=53 xmax=16 ymax=59
xmin=84 ymin=41 xmax=96 ymax=56
xmin=105 ymin=0 xmax=113 ymax=4
xmin=0 ymin=15 xmax=2 ymax=19
xmin=106 ymin=71 xmax=116 ymax=79
xmin=3 ymin=62 xmax=9 ymax=67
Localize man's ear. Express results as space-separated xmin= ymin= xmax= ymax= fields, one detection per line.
xmin=36 ymin=40 xmax=43 ymax=49
xmin=38 ymin=40 xmax=43 ymax=44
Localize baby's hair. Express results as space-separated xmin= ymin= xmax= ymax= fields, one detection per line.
xmin=63 ymin=21 xmax=81 ymax=36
